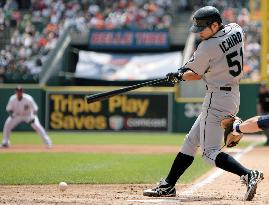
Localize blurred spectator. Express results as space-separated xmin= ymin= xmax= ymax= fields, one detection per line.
xmin=222 ymin=7 xmax=236 ymax=23
xmin=237 ymin=8 xmax=250 ymax=27
xmin=0 ymin=8 xmax=4 ymax=30
xmin=4 ymin=0 xmax=18 ymax=10
xmin=86 ymin=0 xmax=173 ymax=30
xmin=0 ymin=0 xmax=174 ymax=82
xmin=178 ymin=0 xmax=189 ymax=11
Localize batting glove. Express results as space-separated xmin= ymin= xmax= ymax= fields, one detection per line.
xmin=166 ymin=72 xmax=183 ymax=84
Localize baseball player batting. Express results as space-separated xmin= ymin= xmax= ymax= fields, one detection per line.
xmin=1 ymin=86 xmax=52 ymax=148
xmin=143 ymin=6 xmax=263 ymax=201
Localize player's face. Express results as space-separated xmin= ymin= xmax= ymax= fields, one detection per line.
xmin=198 ymin=27 xmax=213 ymax=40
xmin=198 ymin=22 xmax=219 ymax=40
xmin=16 ymin=90 xmax=23 ymax=101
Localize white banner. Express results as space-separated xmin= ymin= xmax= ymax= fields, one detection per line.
xmin=75 ymin=51 xmax=182 ymax=80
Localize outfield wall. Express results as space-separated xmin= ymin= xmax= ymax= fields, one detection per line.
xmin=0 ymin=84 xmax=260 ymax=132
xmin=45 ymin=88 xmax=173 ymax=131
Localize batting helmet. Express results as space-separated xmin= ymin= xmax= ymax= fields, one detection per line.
xmin=190 ymin=6 xmax=222 ymax=33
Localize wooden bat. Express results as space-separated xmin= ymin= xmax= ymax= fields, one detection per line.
xmin=85 ymin=78 xmax=167 ymax=104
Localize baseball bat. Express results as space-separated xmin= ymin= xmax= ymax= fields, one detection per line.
xmin=85 ymin=77 xmax=167 ymax=104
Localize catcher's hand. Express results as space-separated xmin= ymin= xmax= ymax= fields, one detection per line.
xmin=220 ymin=115 xmax=243 ymax=148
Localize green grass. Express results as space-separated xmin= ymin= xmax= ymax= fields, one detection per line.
xmin=9 ymin=131 xmax=252 ymax=147
xmin=0 ymin=131 xmax=254 ymax=185
xmin=10 ymin=131 xmax=186 ymax=145
xmin=0 ymin=153 xmax=211 ymax=185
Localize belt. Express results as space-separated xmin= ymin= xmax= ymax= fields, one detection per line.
xmin=206 ymin=85 xmax=232 ymax=91
xmin=220 ymin=87 xmax=231 ymax=91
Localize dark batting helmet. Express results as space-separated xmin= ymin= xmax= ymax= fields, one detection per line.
xmin=190 ymin=6 xmax=222 ymax=33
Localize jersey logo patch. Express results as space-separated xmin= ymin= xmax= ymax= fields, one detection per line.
xmin=24 ymin=104 xmax=29 ymax=111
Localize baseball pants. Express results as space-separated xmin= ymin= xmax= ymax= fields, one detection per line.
xmin=180 ymin=90 xmax=240 ymax=165
xmin=2 ymin=115 xmax=52 ymax=146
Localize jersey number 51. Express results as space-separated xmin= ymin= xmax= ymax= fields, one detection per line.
xmin=226 ymin=47 xmax=243 ymax=77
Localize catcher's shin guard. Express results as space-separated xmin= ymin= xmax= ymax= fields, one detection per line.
xmin=143 ymin=178 xmax=176 ymax=197
xmin=240 ymin=170 xmax=264 ymax=201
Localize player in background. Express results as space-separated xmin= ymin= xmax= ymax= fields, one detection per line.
xmin=1 ymin=86 xmax=52 ymax=148
xmin=143 ymin=6 xmax=263 ymax=201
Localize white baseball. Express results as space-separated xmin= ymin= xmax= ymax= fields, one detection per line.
xmin=59 ymin=182 xmax=68 ymax=191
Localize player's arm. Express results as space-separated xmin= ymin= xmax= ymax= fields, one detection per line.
xmin=166 ymin=68 xmax=202 ymax=84
xmin=7 ymin=110 xmax=14 ymax=118
xmin=28 ymin=96 xmax=38 ymax=116
xmin=29 ymin=95 xmax=38 ymax=112
xmin=235 ymin=115 xmax=269 ymax=133
xmin=6 ymin=97 xmax=15 ymax=118
xmin=30 ymin=109 xmax=38 ymax=124
xmin=181 ymin=70 xmax=202 ymax=81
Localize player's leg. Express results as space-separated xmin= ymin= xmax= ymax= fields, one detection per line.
xmin=30 ymin=116 xmax=52 ymax=148
xmin=200 ymin=110 xmax=263 ymax=201
xmin=143 ymin=114 xmax=200 ymax=197
xmin=2 ymin=116 xmax=21 ymax=147
xmin=165 ymin=114 xmax=201 ymax=185
xmin=200 ymin=109 xmax=249 ymax=173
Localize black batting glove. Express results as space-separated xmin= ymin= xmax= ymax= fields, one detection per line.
xmin=166 ymin=72 xmax=183 ymax=84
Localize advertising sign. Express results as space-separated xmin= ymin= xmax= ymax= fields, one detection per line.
xmin=75 ymin=51 xmax=182 ymax=80
xmin=46 ymin=92 xmax=172 ymax=131
xmin=89 ymin=29 xmax=169 ymax=50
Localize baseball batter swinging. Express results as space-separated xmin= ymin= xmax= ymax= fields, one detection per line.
xmin=1 ymin=86 xmax=52 ymax=148
xmin=143 ymin=6 xmax=263 ymax=201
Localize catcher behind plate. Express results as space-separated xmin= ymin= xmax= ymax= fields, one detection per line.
xmin=220 ymin=115 xmax=243 ymax=148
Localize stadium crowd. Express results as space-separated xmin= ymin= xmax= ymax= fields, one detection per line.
xmin=0 ymin=0 xmax=263 ymax=82
xmin=0 ymin=0 xmax=174 ymax=82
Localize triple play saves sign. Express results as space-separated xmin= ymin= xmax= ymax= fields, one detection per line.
xmin=46 ymin=92 xmax=172 ymax=131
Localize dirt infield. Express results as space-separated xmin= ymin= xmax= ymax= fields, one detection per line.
xmin=0 ymin=135 xmax=268 ymax=205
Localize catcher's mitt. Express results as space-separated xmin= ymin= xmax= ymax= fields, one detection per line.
xmin=220 ymin=115 xmax=243 ymax=148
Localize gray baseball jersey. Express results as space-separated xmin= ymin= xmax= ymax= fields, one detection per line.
xmin=181 ymin=23 xmax=244 ymax=165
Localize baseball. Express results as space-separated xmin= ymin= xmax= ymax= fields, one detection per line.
xmin=59 ymin=182 xmax=68 ymax=191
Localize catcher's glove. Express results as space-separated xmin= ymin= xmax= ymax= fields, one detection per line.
xmin=220 ymin=115 xmax=243 ymax=148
